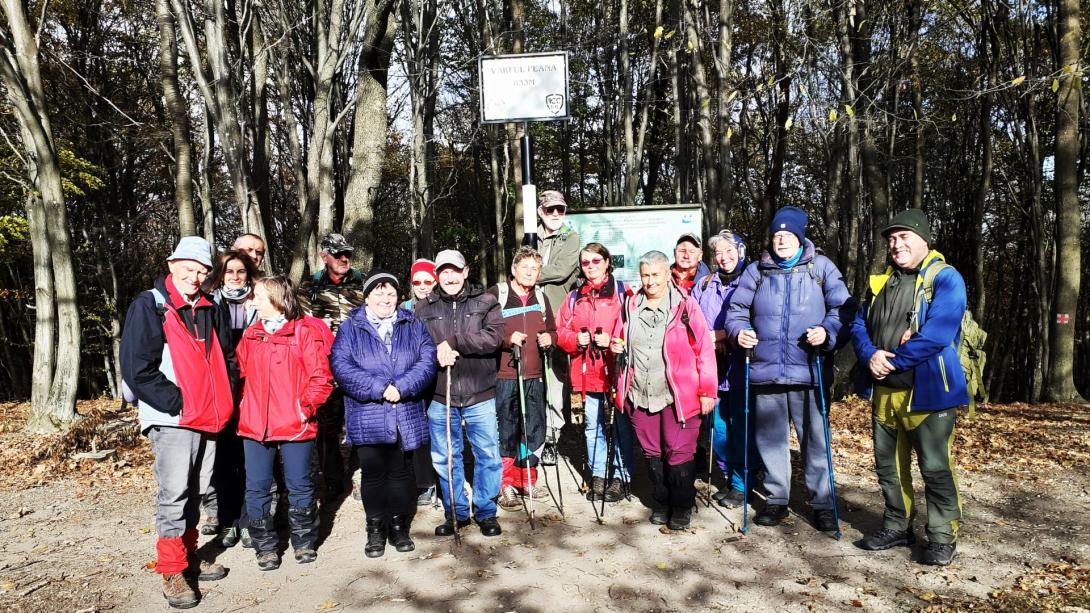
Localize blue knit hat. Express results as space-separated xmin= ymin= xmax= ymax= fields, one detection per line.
xmin=769 ymin=206 xmax=807 ymax=244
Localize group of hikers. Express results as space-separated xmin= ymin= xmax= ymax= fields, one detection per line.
xmin=120 ymin=192 xmax=972 ymax=609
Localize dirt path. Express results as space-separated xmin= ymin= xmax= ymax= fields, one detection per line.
xmin=1 ymin=401 xmax=1089 ymax=612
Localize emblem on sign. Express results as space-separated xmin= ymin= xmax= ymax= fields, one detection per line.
xmin=545 ymin=93 xmax=565 ymax=115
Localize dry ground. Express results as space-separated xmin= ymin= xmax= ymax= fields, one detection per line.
xmin=1 ymin=398 xmax=1089 ymax=613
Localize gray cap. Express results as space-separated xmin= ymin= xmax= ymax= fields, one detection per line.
xmin=320 ymin=233 xmax=354 ymax=254
xmin=434 ymin=249 xmax=467 ymax=271
xmin=676 ymin=232 xmax=701 ymax=249
xmin=167 ymin=236 xmax=213 ymax=269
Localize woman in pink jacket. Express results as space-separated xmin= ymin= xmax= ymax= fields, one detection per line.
xmin=613 ymin=250 xmax=717 ymax=530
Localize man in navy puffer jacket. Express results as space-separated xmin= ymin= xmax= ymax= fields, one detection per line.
xmin=727 ymin=206 xmax=853 ymax=533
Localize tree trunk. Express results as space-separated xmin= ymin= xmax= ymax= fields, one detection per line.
xmin=0 ymin=0 xmax=81 ymax=431
xmin=342 ymin=0 xmax=397 ymax=272
xmin=1044 ymin=0 xmax=1085 ymax=402
xmin=156 ymin=0 xmax=196 ymax=237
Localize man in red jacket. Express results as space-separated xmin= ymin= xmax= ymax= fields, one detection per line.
xmin=120 ymin=236 xmax=236 ymax=609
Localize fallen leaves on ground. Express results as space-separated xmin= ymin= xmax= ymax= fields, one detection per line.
xmin=916 ymin=560 xmax=1090 ymax=612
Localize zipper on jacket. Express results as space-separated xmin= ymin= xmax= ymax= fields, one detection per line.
xmin=938 ymin=355 xmax=950 ymax=392
xmin=663 ymin=302 xmax=685 ymax=426
xmin=780 ymin=275 xmax=791 ymax=380
xmin=289 ymin=398 xmax=307 ymax=441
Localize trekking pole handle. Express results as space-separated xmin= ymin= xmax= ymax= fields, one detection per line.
xmin=512 ymin=344 xmax=522 ymax=361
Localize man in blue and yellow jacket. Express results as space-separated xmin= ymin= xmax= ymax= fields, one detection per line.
xmin=850 ymin=208 xmax=968 ymax=567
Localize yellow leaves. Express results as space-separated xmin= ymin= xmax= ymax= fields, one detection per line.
xmin=726 ymin=127 xmax=734 ymax=140
xmin=951 ymin=113 xmax=957 ymax=123
xmin=1010 ymin=75 xmax=1026 ymax=86
xmin=828 ymin=109 xmax=838 ymax=123
xmin=656 ymin=562 xmax=670 ymax=570
xmin=784 ymin=117 xmax=794 ymax=130
xmin=653 ymin=26 xmax=664 ymax=39
xmin=665 ymin=29 xmax=676 ymax=39
xmin=316 ymin=601 xmax=340 ymax=611
xmin=686 ymin=40 xmax=694 ymax=52
xmin=1052 ymin=79 xmax=1060 ymax=93
xmin=1062 ymin=63 xmax=1075 ymax=74
xmin=701 ymin=98 xmax=710 ymax=109
xmin=844 ymin=104 xmax=855 ymax=118
xmin=767 ymin=75 xmax=775 ymax=87
xmin=726 ymin=90 xmax=738 ymax=103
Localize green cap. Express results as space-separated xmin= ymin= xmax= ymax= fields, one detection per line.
xmin=881 ymin=208 xmax=932 ymax=244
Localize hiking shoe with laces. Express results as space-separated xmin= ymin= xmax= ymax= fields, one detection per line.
xmin=667 ymin=506 xmax=692 ymax=531
xmin=754 ymin=504 xmax=789 ymax=526
xmin=813 ymin=509 xmax=839 ymax=533
xmin=585 ymin=476 xmax=605 ymax=501
xmin=219 ymin=526 xmax=239 ymax=548
xmin=192 ymin=559 xmax=227 ymax=581
xmin=200 ymin=519 xmax=218 ymax=536
xmin=530 ymin=484 xmax=551 ymax=500
xmin=649 ymin=507 xmax=669 ymax=525
xmin=239 ymin=528 xmax=253 ymax=548
xmin=416 ymin=486 xmax=435 ymax=507
xmin=162 ymin=572 xmax=199 ymax=609
xmin=294 ymin=548 xmax=318 ymax=564
xmin=921 ymin=541 xmax=956 ymax=566
xmin=602 ymin=478 xmax=626 ymax=503
xmin=856 ymin=528 xmax=916 ymax=551
xmin=541 ymin=442 xmax=558 ymax=466
xmin=498 ymin=485 xmax=522 ymax=512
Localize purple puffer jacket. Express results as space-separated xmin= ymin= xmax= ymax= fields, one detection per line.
xmin=691 ymin=269 xmax=747 ymax=391
xmin=726 ymin=240 xmax=852 ymax=387
xmin=331 ymin=306 xmax=437 ymax=450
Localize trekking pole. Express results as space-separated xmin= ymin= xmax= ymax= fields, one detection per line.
xmin=705 ymin=410 xmax=715 ymax=508
xmin=540 ymin=349 xmax=564 ymax=516
xmin=742 ymin=347 xmax=752 ymax=535
xmin=512 ymin=345 xmax=536 ymax=529
xmin=815 ymin=352 xmax=842 ymax=540
xmin=599 ymin=349 xmax=617 ymax=522
xmin=444 ymin=365 xmax=461 ymax=545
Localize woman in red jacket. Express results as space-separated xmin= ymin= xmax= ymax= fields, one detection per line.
xmin=555 ymin=243 xmax=635 ymax=503
xmin=237 ymin=275 xmax=334 ymax=571
xmin=613 ymin=250 xmax=718 ymax=530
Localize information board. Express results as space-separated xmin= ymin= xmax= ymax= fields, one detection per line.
xmin=565 ymin=205 xmax=703 ymax=285
xmin=479 ymin=52 xmax=570 ymax=123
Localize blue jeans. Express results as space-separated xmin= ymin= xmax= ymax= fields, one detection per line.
xmin=428 ymin=399 xmax=502 ymax=521
xmin=584 ymin=393 xmax=634 ymax=480
xmin=243 ymin=439 xmax=316 ymax=521
xmin=715 ymin=390 xmax=763 ymax=492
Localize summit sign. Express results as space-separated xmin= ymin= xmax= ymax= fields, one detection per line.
xmin=479 ymin=52 xmax=570 ymax=123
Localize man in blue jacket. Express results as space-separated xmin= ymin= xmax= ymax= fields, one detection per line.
xmin=850 ymin=208 xmax=968 ymax=566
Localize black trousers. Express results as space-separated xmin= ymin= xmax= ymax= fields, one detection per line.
xmin=317 ymin=389 xmax=346 ymax=493
xmin=496 ymin=377 xmax=546 ymax=467
xmin=355 ymin=442 xmax=416 ymax=522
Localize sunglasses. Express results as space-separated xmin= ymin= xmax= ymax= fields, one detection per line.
xmin=330 ymin=251 xmax=352 ymax=260
xmin=580 ymin=256 xmax=605 ymax=267
xmin=541 ymin=206 xmax=566 ymax=215
xmin=411 ymin=279 xmax=435 ymax=286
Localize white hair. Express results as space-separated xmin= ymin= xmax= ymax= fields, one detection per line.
xmin=638 ymin=250 xmax=670 ymax=268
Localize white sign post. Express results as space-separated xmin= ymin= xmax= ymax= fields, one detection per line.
xmin=479 ymin=52 xmax=570 ymax=246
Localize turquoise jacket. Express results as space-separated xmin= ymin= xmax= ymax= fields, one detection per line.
xmin=850 ymin=251 xmax=970 ymax=411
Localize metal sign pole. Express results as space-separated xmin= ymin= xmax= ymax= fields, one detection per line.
xmin=521 ymin=121 xmax=537 ymax=248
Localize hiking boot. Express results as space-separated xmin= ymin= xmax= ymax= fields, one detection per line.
xmin=162 ymin=572 xmax=199 ymax=609
xmin=294 ymin=548 xmax=317 ymax=564
xmin=715 ymin=489 xmax=745 ymax=509
xmin=602 ymin=478 xmax=626 ymax=503
xmin=255 ymin=551 xmax=280 ymax=571
xmin=477 ymin=516 xmax=502 ymax=537
xmin=351 ymin=484 xmax=362 ymax=502
xmin=586 ymin=476 xmax=605 ymax=501
xmin=530 ymin=484 xmax=551 ymax=500
xmin=921 ymin=541 xmax=956 ymax=566
xmin=649 ymin=507 xmax=670 ymax=525
xmin=200 ymin=520 xmax=219 ymax=536
xmin=541 ymin=442 xmax=558 ymax=466
xmin=239 ymin=528 xmax=253 ymax=548
xmin=388 ymin=515 xmax=415 ymax=553
xmin=667 ymin=506 xmax=692 ymax=531
xmin=190 ymin=559 xmax=227 ymax=581
xmin=754 ymin=504 xmax=789 ymax=526
xmin=365 ymin=517 xmax=387 ymax=558
xmin=856 ymin=528 xmax=916 ymax=551
xmin=813 ymin=509 xmax=839 ymax=533
xmin=416 ymin=486 xmax=435 ymax=507
xmin=498 ymin=485 xmax=522 ymax=512
xmin=434 ymin=517 xmax=471 ymax=537
xmin=219 ymin=526 xmax=240 ymax=548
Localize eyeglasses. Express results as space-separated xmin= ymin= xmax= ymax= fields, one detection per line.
xmin=330 ymin=251 xmax=352 ymax=260
xmin=580 ymin=256 xmax=604 ymax=267
xmin=411 ymin=279 xmax=435 ymax=286
xmin=541 ymin=206 xmax=566 ymax=215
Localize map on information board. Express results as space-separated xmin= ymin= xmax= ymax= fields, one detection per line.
xmin=565 ymin=205 xmax=703 ymax=285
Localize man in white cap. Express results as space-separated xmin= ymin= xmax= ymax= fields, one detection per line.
xmin=415 ymin=249 xmax=505 ymax=537
xmin=120 ymin=236 xmax=237 ymax=609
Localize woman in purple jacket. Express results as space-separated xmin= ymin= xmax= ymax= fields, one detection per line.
xmin=726 ymin=207 xmax=852 ymax=533
xmin=331 ymin=271 xmax=437 ymax=558
xmin=691 ymin=230 xmax=758 ymax=508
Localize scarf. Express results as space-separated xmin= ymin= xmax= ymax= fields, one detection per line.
xmin=221 ymin=285 xmax=251 ymax=302
xmin=772 ymin=247 xmax=803 ymax=270
xmin=366 ymin=308 xmax=396 ymax=353
xmin=261 ymin=315 xmax=287 ymax=335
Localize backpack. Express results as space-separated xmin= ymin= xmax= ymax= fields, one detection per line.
xmin=567 ymin=279 xmax=627 ymax=314
xmin=754 ymin=261 xmax=825 ymax=293
xmin=912 ymin=261 xmax=988 ymax=416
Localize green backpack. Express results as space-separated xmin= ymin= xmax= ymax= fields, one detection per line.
xmin=916 ymin=262 xmax=989 ymax=415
